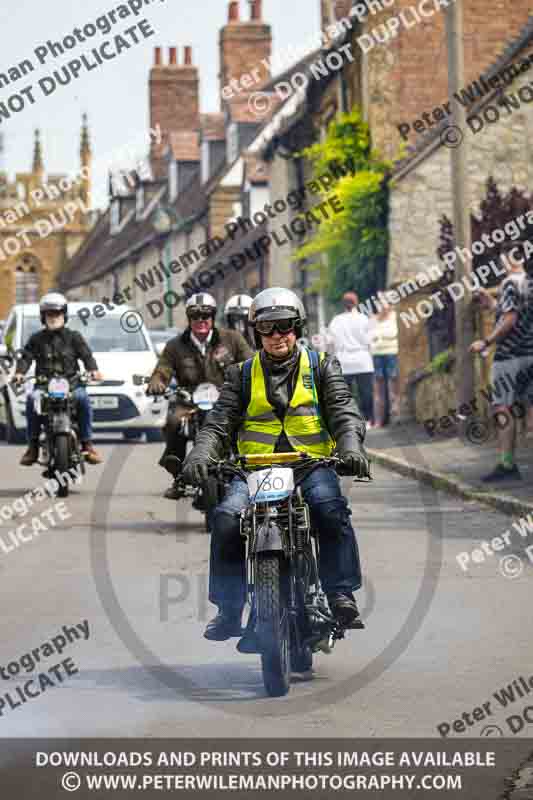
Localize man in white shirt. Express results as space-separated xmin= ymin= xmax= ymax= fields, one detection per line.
xmin=328 ymin=292 xmax=374 ymax=423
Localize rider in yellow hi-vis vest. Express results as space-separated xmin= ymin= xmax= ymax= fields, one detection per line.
xmin=183 ymin=288 xmax=370 ymax=643
xmin=238 ymin=347 xmax=335 ymax=457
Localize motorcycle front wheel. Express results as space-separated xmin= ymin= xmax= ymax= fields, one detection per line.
xmin=54 ymin=434 xmax=70 ymax=498
xmin=256 ymin=554 xmax=290 ymax=697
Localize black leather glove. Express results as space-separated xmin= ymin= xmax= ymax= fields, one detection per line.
xmin=339 ymin=451 xmax=371 ymax=479
xmin=182 ymin=459 xmax=209 ymax=486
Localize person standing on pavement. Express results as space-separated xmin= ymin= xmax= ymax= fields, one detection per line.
xmin=370 ymin=302 xmax=399 ymax=427
xmin=146 ymin=293 xmax=253 ymax=498
xmin=328 ymin=292 xmax=374 ymax=425
xmin=470 ymin=241 xmax=533 ymax=482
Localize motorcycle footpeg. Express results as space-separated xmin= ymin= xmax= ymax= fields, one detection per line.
xmin=342 ymin=618 xmax=365 ymax=630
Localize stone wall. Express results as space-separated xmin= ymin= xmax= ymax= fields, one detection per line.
xmin=400 ymin=293 xmax=496 ymax=421
xmin=389 ymin=50 xmax=533 ymax=414
xmin=389 ymin=46 xmax=533 ymax=287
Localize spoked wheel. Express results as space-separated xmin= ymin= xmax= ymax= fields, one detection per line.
xmin=256 ymin=554 xmax=290 ymax=697
xmin=54 ymin=434 xmax=70 ymax=498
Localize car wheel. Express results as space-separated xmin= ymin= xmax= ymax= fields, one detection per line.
xmin=6 ymin=399 xmax=26 ymax=445
xmin=123 ymin=430 xmax=143 ymax=441
xmin=145 ymin=429 xmax=164 ymax=443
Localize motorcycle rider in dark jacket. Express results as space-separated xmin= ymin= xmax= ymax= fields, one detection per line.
xmin=146 ymin=293 xmax=253 ymax=498
xmin=14 ymin=292 xmax=103 ymax=466
xmin=182 ymin=288 xmax=370 ymax=643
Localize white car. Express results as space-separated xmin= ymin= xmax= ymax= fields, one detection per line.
xmin=0 ymin=303 xmax=167 ymax=443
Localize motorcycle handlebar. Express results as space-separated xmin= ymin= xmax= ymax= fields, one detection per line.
xmin=10 ymin=372 xmax=101 ymax=392
xmin=206 ymin=454 xmax=372 ymax=481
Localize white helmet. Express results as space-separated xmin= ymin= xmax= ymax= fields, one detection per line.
xmin=185 ymin=293 xmax=217 ymax=318
xmin=249 ymin=287 xmax=306 ymax=327
xmin=39 ymin=292 xmax=68 ymax=324
xmin=224 ymin=294 xmax=253 ymax=319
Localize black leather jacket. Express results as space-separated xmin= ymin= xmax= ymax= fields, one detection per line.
xmin=16 ymin=327 xmax=98 ymax=380
xmin=185 ymin=347 xmax=366 ymax=466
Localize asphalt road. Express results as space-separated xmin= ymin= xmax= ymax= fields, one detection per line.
xmin=1 ymin=436 xmax=532 ymax=739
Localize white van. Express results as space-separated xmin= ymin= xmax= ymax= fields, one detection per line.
xmin=0 ymin=303 xmax=167 ymax=443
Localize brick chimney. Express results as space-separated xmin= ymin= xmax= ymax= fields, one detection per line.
xmin=149 ymin=45 xmax=200 ymax=179
xmin=219 ymin=0 xmax=272 ymax=106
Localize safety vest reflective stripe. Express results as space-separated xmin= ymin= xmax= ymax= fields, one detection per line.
xmin=244 ymin=410 xmax=277 ymax=422
xmin=285 ymin=405 xmax=319 ymax=417
xmin=238 ymin=430 xmax=278 ymax=444
xmin=290 ymin=431 xmax=331 ymax=444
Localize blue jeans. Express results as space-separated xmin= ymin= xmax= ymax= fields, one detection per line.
xmin=373 ymin=354 xmax=398 ymax=380
xmin=345 ymin=372 xmax=374 ymax=423
xmin=209 ymin=466 xmax=362 ymax=612
xmin=26 ymin=387 xmax=93 ymax=443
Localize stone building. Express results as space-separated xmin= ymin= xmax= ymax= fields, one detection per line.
xmin=261 ymin=0 xmax=533 ymax=400
xmin=0 ymin=118 xmax=92 ymax=319
xmin=388 ymin=17 xmax=533 ymax=417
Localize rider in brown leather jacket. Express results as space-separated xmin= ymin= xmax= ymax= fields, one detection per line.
xmin=147 ymin=293 xmax=252 ymax=498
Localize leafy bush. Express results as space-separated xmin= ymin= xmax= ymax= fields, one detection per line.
xmin=293 ymin=109 xmax=391 ymax=305
xmin=427 ymin=348 xmax=455 ymax=374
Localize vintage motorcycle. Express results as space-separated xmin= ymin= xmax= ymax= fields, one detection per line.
xmin=208 ymin=451 xmax=370 ymax=697
xmin=138 ymin=377 xmax=225 ymax=532
xmin=14 ymin=372 xmax=93 ymax=497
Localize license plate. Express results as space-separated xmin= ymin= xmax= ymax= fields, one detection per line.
xmin=90 ymin=396 xmax=119 ymax=409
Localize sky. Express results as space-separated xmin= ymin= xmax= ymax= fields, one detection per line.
xmin=0 ymin=0 xmax=320 ymax=209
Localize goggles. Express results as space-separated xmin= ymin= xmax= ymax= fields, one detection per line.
xmin=188 ymin=309 xmax=214 ymax=321
xmin=255 ymin=318 xmax=297 ymax=337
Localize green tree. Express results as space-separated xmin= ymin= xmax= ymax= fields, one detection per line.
xmin=293 ymin=109 xmax=391 ymax=306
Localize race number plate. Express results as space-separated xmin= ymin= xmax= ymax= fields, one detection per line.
xmin=247 ymin=467 xmax=295 ymax=502
xmin=47 ymin=377 xmax=69 ymax=398
xmin=192 ymin=382 xmax=220 ymax=411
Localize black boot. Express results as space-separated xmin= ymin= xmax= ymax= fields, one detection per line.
xmin=204 ymin=609 xmax=243 ymax=641
xmin=327 ymin=593 xmax=364 ymax=629
xmin=20 ymin=441 xmax=39 ymax=466
xmin=164 ymin=480 xmax=183 ymax=500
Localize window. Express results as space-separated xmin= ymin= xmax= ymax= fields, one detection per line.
xmin=110 ymin=199 xmax=120 ymax=234
xmin=169 ymin=160 xmax=178 ymax=200
xmin=22 ymin=314 xmax=150 ymax=353
xmin=15 ymin=265 xmax=39 ymax=303
xmin=201 ymin=140 xmax=210 ymax=184
xmin=136 ymin=185 xmax=145 ymax=218
xmin=227 ymin=123 xmax=239 ymax=164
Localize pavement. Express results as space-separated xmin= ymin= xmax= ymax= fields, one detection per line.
xmin=1 ymin=434 xmax=532 ymax=750
xmin=366 ymin=421 xmax=533 ymax=516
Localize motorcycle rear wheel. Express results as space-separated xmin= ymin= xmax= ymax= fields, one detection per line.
xmin=54 ymin=434 xmax=70 ymax=498
xmin=256 ymin=554 xmax=290 ymax=697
